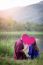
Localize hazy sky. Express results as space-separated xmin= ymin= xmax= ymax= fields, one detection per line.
xmin=0 ymin=0 xmax=42 ymax=10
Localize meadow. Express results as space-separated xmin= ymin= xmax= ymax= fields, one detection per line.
xmin=0 ymin=31 xmax=43 ymax=65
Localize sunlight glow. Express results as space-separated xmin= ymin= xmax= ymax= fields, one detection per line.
xmin=0 ymin=0 xmax=42 ymax=10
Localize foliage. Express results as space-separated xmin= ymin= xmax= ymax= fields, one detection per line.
xmin=0 ymin=18 xmax=43 ymax=31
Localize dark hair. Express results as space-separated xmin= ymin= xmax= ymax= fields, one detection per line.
xmin=32 ymin=41 xmax=36 ymax=46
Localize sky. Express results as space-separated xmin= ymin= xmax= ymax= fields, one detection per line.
xmin=0 ymin=0 xmax=42 ymax=10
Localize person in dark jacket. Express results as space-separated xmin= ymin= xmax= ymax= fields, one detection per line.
xmin=14 ymin=38 xmax=27 ymax=60
xmin=28 ymin=42 xmax=39 ymax=59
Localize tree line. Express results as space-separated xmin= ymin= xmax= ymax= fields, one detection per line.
xmin=0 ymin=18 xmax=43 ymax=31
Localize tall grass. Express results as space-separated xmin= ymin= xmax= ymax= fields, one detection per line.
xmin=0 ymin=31 xmax=43 ymax=65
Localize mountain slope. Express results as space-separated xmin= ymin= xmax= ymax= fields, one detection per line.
xmin=0 ymin=1 xmax=43 ymax=24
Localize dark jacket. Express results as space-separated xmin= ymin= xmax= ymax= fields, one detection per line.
xmin=14 ymin=39 xmax=27 ymax=60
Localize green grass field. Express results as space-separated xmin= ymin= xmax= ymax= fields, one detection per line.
xmin=0 ymin=31 xmax=43 ymax=65
xmin=0 ymin=31 xmax=43 ymax=35
xmin=0 ymin=53 xmax=43 ymax=65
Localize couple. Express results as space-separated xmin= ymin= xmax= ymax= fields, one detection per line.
xmin=14 ymin=34 xmax=39 ymax=60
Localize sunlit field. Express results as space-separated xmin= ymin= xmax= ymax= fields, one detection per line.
xmin=0 ymin=0 xmax=43 ymax=64
xmin=0 ymin=31 xmax=43 ymax=65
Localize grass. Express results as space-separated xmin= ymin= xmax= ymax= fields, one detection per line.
xmin=0 ymin=31 xmax=43 ymax=65
xmin=0 ymin=39 xmax=14 ymax=57
xmin=0 ymin=53 xmax=43 ymax=65
xmin=0 ymin=31 xmax=43 ymax=35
